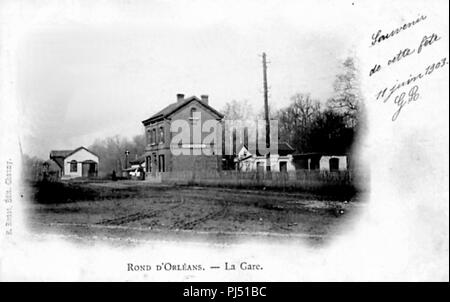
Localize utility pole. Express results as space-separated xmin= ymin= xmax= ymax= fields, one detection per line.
xmin=262 ymin=52 xmax=271 ymax=172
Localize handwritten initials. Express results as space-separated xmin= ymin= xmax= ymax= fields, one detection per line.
xmin=392 ymin=85 xmax=420 ymax=121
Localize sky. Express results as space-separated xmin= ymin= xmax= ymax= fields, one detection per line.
xmin=13 ymin=0 xmax=364 ymax=158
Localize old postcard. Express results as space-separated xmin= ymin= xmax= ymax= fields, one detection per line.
xmin=0 ymin=0 xmax=448 ymax=282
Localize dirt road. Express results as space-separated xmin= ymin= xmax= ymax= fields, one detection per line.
xmin=24 ymin=181 xmax=365 ymax=245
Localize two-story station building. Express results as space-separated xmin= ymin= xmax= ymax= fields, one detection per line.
xmin=141 ymin=93 xmax=224 ymax=176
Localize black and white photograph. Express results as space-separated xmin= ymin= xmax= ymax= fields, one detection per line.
xmin=0 ymin=0 xmax=448 ymax=282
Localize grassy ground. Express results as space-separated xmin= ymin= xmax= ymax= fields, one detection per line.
xmin=24 ymin=180 xmax=365 ymax=245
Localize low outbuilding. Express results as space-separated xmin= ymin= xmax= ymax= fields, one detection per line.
xmin=50 ymin=146 xmax=99 ymax=179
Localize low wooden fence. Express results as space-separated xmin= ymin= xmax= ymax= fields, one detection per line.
xmin=146 ymin=170 xmax=354 ymax=191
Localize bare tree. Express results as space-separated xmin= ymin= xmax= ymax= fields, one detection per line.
xmin=89 ymin=134 xmax=146 ymax=177
xmin=275 ymin=93 xmax=321 ymax=152
xmin=289 ymin=93 xmax=321 ymax=128
xmin=328 ymin=57 xmax=361 ymax=127
xmin=21 ymin=154 xmax=46 ymax=181
xmin=221 ymin=99 xmax=255 ymax=121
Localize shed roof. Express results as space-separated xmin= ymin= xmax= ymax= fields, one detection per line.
xmin=277 ymin=142 xmax=295 ymax=155
xmin=129 ymin=155 xmax=146 ymax=165
xmin=49 ymin=150 xmax=73 ymax=158
xmin=49 ymin=147 xmax=99 ymax=168
xmin=43 ymin=160 xmax=62 ymax=171
xmin=239 ymin=141 xmax=295 ymax=157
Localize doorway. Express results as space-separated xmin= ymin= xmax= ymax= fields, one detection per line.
xmin=82 ymin=161 xmax=97 ymax=178
xmin=329 ymin=158 xmax=339 ymax=171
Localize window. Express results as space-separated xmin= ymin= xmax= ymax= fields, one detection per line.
xmin=190 ymin=107 xmax=197 ymax=119
xmin=146 ymin=156 xmax=151 ymax=172
xmin=190 ymin=108 xmax=198 ymax=145
xmin=190 ymin=107 xmax=199 ymax=123
xmin=158 ymin=155 xmax=165 ymax=172
xmin=152 ymin=129 xmax=156 ymax=144
xmin=70 ymin=160 xmax=77 ymax=172
xmin=160 ymin=127 xmax=164 ymax=143
xmin=147 ymin=129 xmax=152 ymax=144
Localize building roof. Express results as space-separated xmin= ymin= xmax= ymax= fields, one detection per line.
xmin=81 ymin=159 xmax=98 ymax=164
xmin=277 ymin=142 xmax=295 ymax=155
xmin=49 ymin=147 xmax=98 ymax=169
xmin=49 ymin=150 xmax=73 ymax=158
xmin=237 ymin=144 xmax=262 ymax=157
xmin=238 ymin=141 xmax=294 ymax=157
xmin=43 ymin=159 xmax=62 ymax=171
xmin=142 ymin=96 xmax=224 ymax=125
xmin=49 ymin=150 xmax=72 ymax=169
xmin=129 ymin=155 xmax=146 ymax=165
xmin=122 ymin=166 xmax=140 ymax=172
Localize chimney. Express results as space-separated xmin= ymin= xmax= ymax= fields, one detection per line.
xmin=177 ymin=93 xmax=185 ymax=103
xmin=201 ymin=94 xmax=209 ymax=105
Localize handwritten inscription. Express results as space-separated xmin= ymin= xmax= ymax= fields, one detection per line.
xmin=371 ymin=15 xmax=427 ymax=47
xmin=376 ymin=57 xmax=447 ymax=102
xmin=376 ymin=57 xmax=448 ymax=120
xmin=418 ymin=33 xmax=441 ymax=54
xmin=387 ymin=48 xmax=415 ymax=66
xmin=391 ymin=85 xmax=420 ymax=122
xmin=370 ymin=14 xmax=448 ymax=121
xmin=371 ymin=32 xmax=441 ymax=75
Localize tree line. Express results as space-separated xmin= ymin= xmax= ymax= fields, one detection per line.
xmin=222 ymin=57 xmax=362 ymax=155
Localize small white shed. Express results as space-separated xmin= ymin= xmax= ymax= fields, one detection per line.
xmin=50 ymin=147 xmax=99 ymax=179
